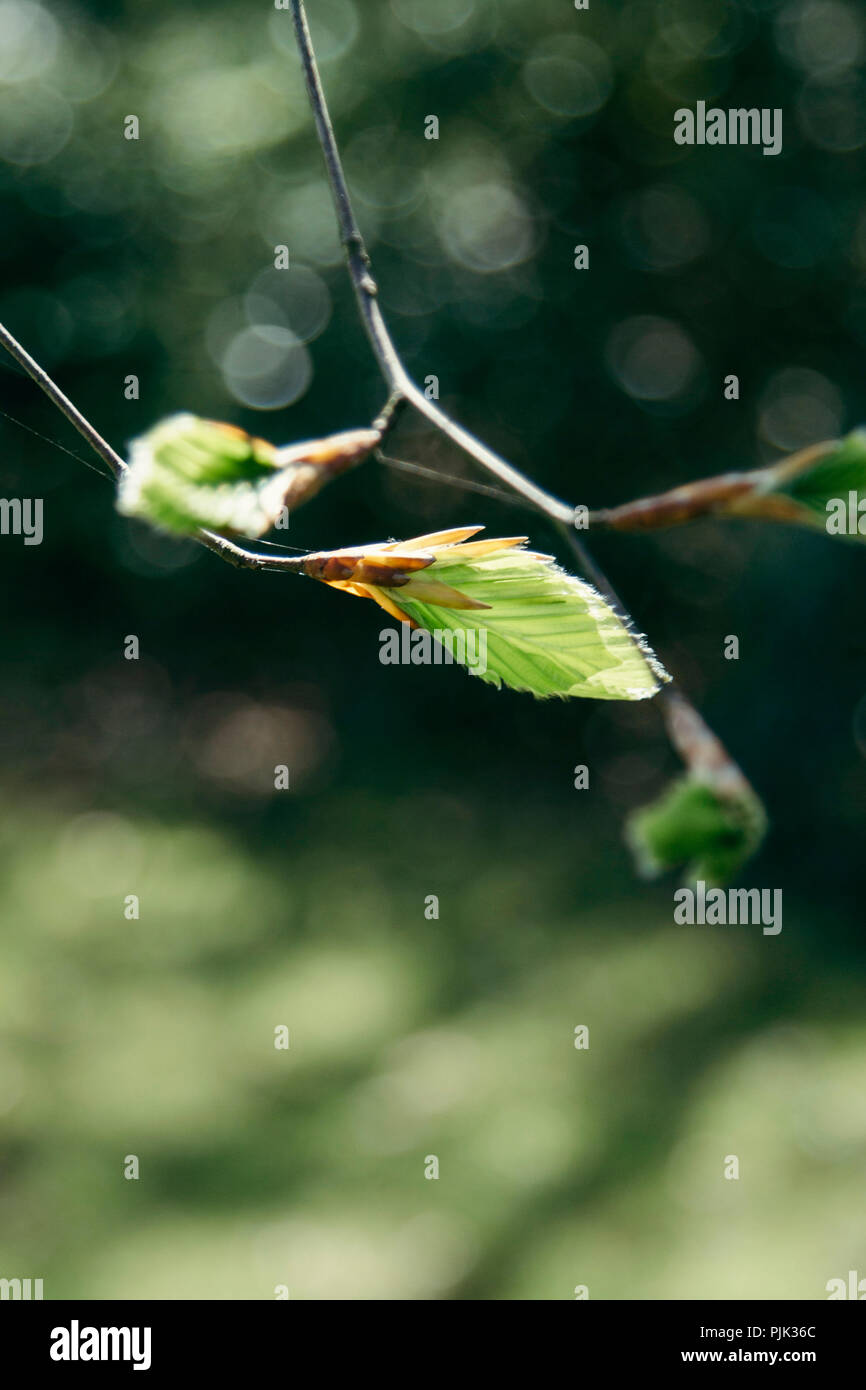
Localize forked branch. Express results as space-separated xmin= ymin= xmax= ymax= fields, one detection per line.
xmin=0 ymin=6 xmax=760 ymax=854
xmin=285 ymin=0 xmax=755 ymax=789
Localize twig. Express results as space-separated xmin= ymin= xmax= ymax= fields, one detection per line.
xmin=286 ymin=0 xmax=758 ymax=792
xmin=0 ymin=324 xmax=125 ymax=482
xmin=288 ymin=0 xmax=575 ymax=527
xmin=377 ymin=450 xmax=530 ymax=510
xmin=287 ymin=0 xmax=659 ymax=621
xmin=588 ymin=440 xmax=835 ymax=532
xmin=286 ymin=14 xmax=627 ymax=574
xmin=0 ymin=321 xmax=312 ymax=574
xmin=0 ymin=10 xmax=755 ymax=813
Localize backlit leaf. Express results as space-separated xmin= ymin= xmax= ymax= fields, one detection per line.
xmin=118 ymin=413 xmax=379 ymax=537
xmin=626 ymin=773 xmax=767 ymax=886
xmin=308 ymin=528 xmax=670 ymax=701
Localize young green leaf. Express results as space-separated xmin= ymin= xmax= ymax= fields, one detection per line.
xmin=593 ymin=430 xmax=866 ymax=543
xmin=118 ymin=413 xmax=379 ymax=537
xmin=742 ymin=429 xmax=866 ymax=539
xmin=626 ymin=773 xmax=767 ymax=886
xmin=305 ymin=527 xmax=670 ymax=700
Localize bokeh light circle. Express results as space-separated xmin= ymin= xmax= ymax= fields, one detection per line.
xmin=220 ymin=325 xmax=312 ymax=410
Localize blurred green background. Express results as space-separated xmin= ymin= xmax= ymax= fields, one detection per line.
xmin=1 ymin=0 xmax=866 ymax=1299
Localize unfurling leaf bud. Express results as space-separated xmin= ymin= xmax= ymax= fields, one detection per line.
xmin=118 ymin=414 xmax=380 ymax=538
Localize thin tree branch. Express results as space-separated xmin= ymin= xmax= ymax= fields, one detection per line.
xmin=377 ymin=450 xmax=530 ymax=510
xmin=0 ymin=316 xmax=507 ymax=591
xmin=0 ymin=323 xmax=125 ymax=481
xmin=0 ymin=13 xmax=757 ymax=819
xmin=286 ymin=0 xmax=762 ymax=800
xmin=288 ymin=0 xmax=576 ymax=527
xmin=287 ymin=9 xmax=643 ymax=600
xmin=287 ymin=0 xmax=666 ymax=625
xmin=0 ymin=320 xmax=312 ymax=575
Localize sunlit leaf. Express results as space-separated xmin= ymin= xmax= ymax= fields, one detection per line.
xmin=307 ymin=527 xmax=670 ymax=700
xmin=118 ymin=413 xmax=379 ymax=537
xmin=626 ymin=773 xmax=767 ymax=886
